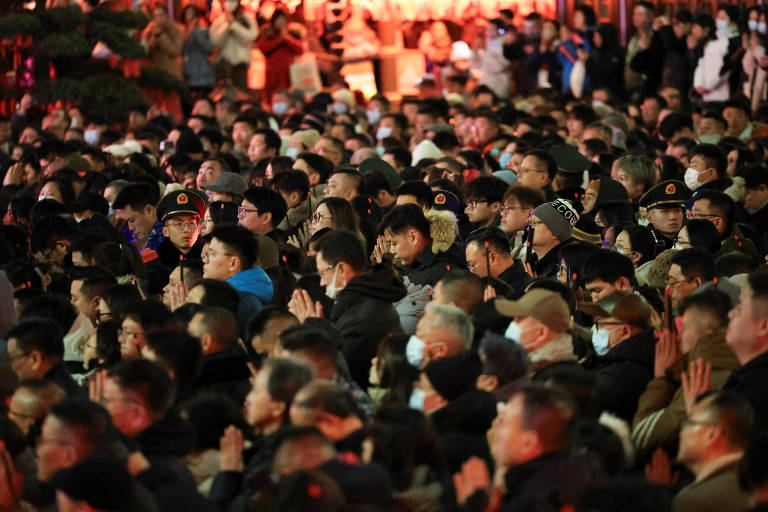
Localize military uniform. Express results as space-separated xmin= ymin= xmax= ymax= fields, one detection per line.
xmin=639 ymin=180 xmax=691 ymax=254
xmin=153 ymin=190 xmax=208 ymax=269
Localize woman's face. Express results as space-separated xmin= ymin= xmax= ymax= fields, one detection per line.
xmin=676 ymin=226 xmax=692 ymax=249
xmin=310 ymin=203 xmax=333 ymax=235
xmin=615 ymin=230 xmax=642 ymax=267
xmin=38 ymin=181 xmax=62 ymax=202
xmin=96 ymin=300 xmax=111 ymax=325
xmin=201 ymin=208 xmax=214 ymax=236
xmin=368 ymin=356 xmax=381 ymax=386
xmin=83 ymin=332 xmax=99 ymax=370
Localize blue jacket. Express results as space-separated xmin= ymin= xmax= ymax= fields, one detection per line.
xmin=227 ymin=267 xmax=274 ymax=332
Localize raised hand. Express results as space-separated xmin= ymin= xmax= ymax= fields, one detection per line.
xmin=169 ymin=281 xmax=189 ymax=312
xmin=483 ymin=284 xmax=496 ymax=302
xmin=219 ymin=425 xmax=245 ymax=472
xmin=453 ymin=456 xmax=491 ymax=506
xmin=288 ymin=288 xmax=324 ymax=322
xmin=681 ymin=358 xmax=712 ymax=415
xmin=645 ymin=448 xmax=679 ymax=487
xmin=654 ymin=329 xmax=681 ymax=378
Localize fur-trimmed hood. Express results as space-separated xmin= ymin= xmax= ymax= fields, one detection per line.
xmin=425 ymin=209 xmax=458 ymax=254
xmin=528 ymin=333 xmax=578 ymax=372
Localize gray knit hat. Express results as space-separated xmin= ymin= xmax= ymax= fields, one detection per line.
xmin=533 ymin=199 xmax=579 ymax=242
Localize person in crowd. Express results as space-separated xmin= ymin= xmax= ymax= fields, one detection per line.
xmin=181 ymin=5 xmax=215 ymax=94
xmin=210 ymin=0 xmax=258 ymax=90
xmin=465 ymin=227 xmax=530 ymax=297
xmin=639 ymin=179 xmax=689 ymax=252
xmin=667 ymin=248 xmax=716 ymax=311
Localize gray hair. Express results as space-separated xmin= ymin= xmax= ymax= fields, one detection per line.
xmin=425 ymin=303 xmax=474 ymax=349
xmin=615 ymin=154 xmax=657 ymax=190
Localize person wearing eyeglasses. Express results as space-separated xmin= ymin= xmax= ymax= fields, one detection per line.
xmin=690 ymin=190 xmax=760 ymax=265
xmin=154 ymin=189 xmax=207 ymax=269
xmin=463 ymin=176 xmax=508 ymax=232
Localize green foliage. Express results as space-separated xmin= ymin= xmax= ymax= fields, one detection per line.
xmin=89 ymin=21 xmax=146 ymax=59
xmin=39 ymin=5 xmax=87 ymax=32
xmin=37 ymin=32 xmax=92 ymax=58
xmin=0 ymin=13 xmax=42 ymax=38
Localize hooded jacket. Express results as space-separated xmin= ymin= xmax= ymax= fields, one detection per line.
xmin=227 ymin=267 xmax=274 ymax=332
xmin=398 ymin=210 xmax=466 ymax=287
xmin=332 ymin=264 xmax=407 ymax=388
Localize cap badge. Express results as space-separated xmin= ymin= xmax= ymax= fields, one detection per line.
xmin=435 ymin=193 xmax=446 ymax=205
xmin=177 ymin=193 xmax=188 ymax=205
xmin=665 ymin=184 xmax=676 ymax=195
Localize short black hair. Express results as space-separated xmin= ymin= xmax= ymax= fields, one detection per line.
xmin=144 ymin=330 xmax=203 ymax=396
xmin=691 ymin=143 xmax=728 ymax=177
xmin=295 ymin=153 xmax=333 ymax=183
xmin=20 ymin=295 xmax=78 ymax=334
xmin=112 ymin=183 xmax=160 ymax=211
xmin=523 ymin=149 xmax=558 ymax=180
xmin=463 ymin=176 xmax=508 ymax=203
xmin=253 ymin=128 xmax=282 ymax=152
xmin=5 ymin=317 xmax=64 ymax=359
xmin=123 ymin=299 xmax=174 ymax=333
xmin=210 ymin=224 xmax=259 ymax=269
xmin=684 ymin=219 xmax=721 ymax=254
xmin=279 ymin=325 xmax=337 ymax=363
xmin=385 ymin=147 xmax=412 ymax=170
xmin=580 ymin=249 xmax=638 ymax=288
xmin=272 ymin=169 xmax=310 ymax=197
xmin=395 ymin=181 xmax=433 ymax=208
xmin=317 ymin=230 xmax=367 ymax=273
xmin=194 ymin=306 xmax=239 ymax=350
xmin=192 ymin=279 xmax=241 ymax=316
xmin=246 ymin=305 xmax=298 ymax=342
xmin=99 ymin=284 xmax=143 ymax=323
xmin=263 ymin=357 xmax=314 ymax=408
xmin=295 ymin=381 xmax=364 ymax=421
xmin=378 ymin=204 xmax=430 ymax=238
xmin=107 ymin=359 xmax=175 ymax=415
xmin=699 ymin=390 xmax=754 ymax=449
xmin=243 ymin=186 xmax=288 ymax=228
xmin=670 ymin=247 xmax=716 ymax=282
xmin=517 ymin=384 xmax=574 ymax=451
xmin=466 ymin=226 xmax=511 ymax=254
xmin=48 ymin=399 xmax=112 ymax=451
xmin=478 ymin=332 xmax=528 ymax=385
xmin=740 ymin=164 xmax=768 ymax=190
xmin=696 ymin=189 xmax=734 ymax=232
xmin=659 ymin=113 xmax=693 ymax=140
xmin=679 ymin=288 xmax=732 ymax=327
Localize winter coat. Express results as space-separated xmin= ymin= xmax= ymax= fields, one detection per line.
xmin=723 ymin=350 xmax=768 ymax=431
xmin=673 ymin=459 xmax=749 ymax=512
xmin=557 ymin=34 xmax=590 ymax=96
xmin=210 ymin=11 xmax=258 ymax=66
xmin=589 ymin=327 xmax=655 ymax=422
xmin=256 ymin=27 xmax=302 ymax=96
xmin=143 ymin=20 xmax=184 ymax=80
xmin=429 ymin=390 xmax=497 ymax=474
xmin=397 ymin=210 xmax=466 ymax=288
xmin=155 ymin=237 xmax=203 ymax=270
xmin=227 ymin=267 xmax=274 ymax=333
xmin=478 ymin=37 xmax=512 ymax=99
xmin=746 ymin=201 xmax=768 ymax=256
xmin=182 ymin=26 xmax=215 ymax=88
xmin=743 ymin=44 xmax=768 ymax=113
xmin=694 ymin=36 xmax=731 ymax=101
xmin=331 ymin=264 xmax=407 ymax=388
xmin=529 ymin=333 xmax=579 ymax=380
xmin=189 ymin=350 xmax=252 ymax=405
xmin=632 ymin=328 xmax=739 ymax=454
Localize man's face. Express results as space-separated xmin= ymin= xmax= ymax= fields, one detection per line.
xmin=193 ymin=99 xmax=214 ymax=117
xmin=744 ymin=185 xmax=768 ymax=214
xmin=530 ymin=215 xmax=559 ymax=254
xmin=324 ymin=173 xmax=356 ymax=200
xmin=465 ymin=196 xmax=499 ymax=224
xmin=247 ymin=134 xmax=271 ymax=163
xmin=203 ymin=238 xmax=237 ymax=280
xmin=70 ymin=280 xmax=97 ymax=322
xmin=162 ymin=214 xmax=200 ymax=251
xmin=647 ymin=207 xmax=683 ymax=237
xmin=251 ymin=316 xmax=298 ymax=356
xmin=474 ymin=117 xmax=498 ymax=146
xmin=19 ymin=127 xmax=39 ymax=145
xmin=500 ymin=198 xmax=533 ymax=234
xmin=667 ymin=263 xmax=699 ymax=310
xmin=197 ymin=160 xmax=223 ymax=190
xmin=679 ymin=308 xmax=708 ymax=353
xmin=723 ymin=107 xmax=748 ymax=136
xmin=36 ymin=416 xmax=76 ymax=482
xmin=244 ymin=367 xmax=280 ymax=427
xmin=585 ymin=279 xmax=619 ymax=303
xmin=660 ymin=88 xmax=682 ymax=111
xmin=488 ymin=394 xmax=530 ymax=468
xmin=465 ymin=241 xmax=491 ymax=277
xmin=232 ymin=121 xmax=255 ymax=151
xmin=7 ymin=337 xmax=38 ymax=381
xmin=238 ymin=199 xmax=271 ymax=234
xmin=117 ymin=205 xmax=156 ymax=242
xmin=314 ymin=138 xmax=343 ymax=166
xmin=688 ymin=154 xmax=715 ymax=186
xmin=518 ymin=155 xmax=550 ymax=188
xmin=726 ymin=286 xmax=761 ymax=359
xmin=690 ymin=199 xmax=724 ymax=235
xmin=8 ymin=389 xmax=37 ymax=436
xmin=384 ymin=228 xmax=420 ymax=265
xmin=640 ymin=99 xmax=661 ymax=127
xmin=101 ymin=377 xmax=143 ymax=437
xmin=676 ymin=396 xmax=716 ymax=466
xmin=162 ymin=266 xmax=182 ymax=306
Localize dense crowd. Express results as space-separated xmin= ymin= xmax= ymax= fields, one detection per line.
xmin=5 ymin=0 xmax=768 ymax=511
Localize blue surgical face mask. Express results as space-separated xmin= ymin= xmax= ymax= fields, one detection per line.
xmin=490 ymin=148 xmax=501 ymax=158
xmin=376 ymin=126 xmax=392 ymax=141
xmin=272 ymin=102 xmax=288 ymax=116
xmin=504 ymin=321 xmax=523 ymax=343
xmin=698 ymin=134 xmax=721 ymax=144
xmin=84 ymin=129 xmax=100 ymax=146
xmin=716 ymin=19 xmax=729 ymax=32
xmin=285 ymin=147 xmax=299 ymax=159
xmin=409 ymin=388 xmax=426 ymax=410
xmin=749 ymin=20 xmax=758 ymax=32
xmin=499 ymin=151 xmax=513 ymax=169
xmin=591 ymin=325 xmax=612 ymax=356
xmin=376 ymin=145 xmax=386 ymax=157
xmin=406 ymin=334 xmax=426 ymax=367
xmin=333 ymin=102 xmax=348 ymax=114
xmin=367 ymin=109 xmax=381 ymax=125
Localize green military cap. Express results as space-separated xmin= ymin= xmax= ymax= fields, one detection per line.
xmin=548 ymin=144 xmax=592 ymax=174
xmin=359 ymin=157 xmax=402 ymax=192
xmin=156 ymin=189 xmax=207 ymax=221
xmin=638 ymin=180 xmax=690 ymax=210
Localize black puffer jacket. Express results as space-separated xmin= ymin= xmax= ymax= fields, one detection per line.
xmin=399 ymin=210 xmax=467 ymax=287
xmin=591 ymin=327 xmax=655 ymax=422
xmin=331 ymin=264 xmax=408 ymax=388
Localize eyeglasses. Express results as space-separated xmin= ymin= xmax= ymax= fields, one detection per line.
xmin=238 ymin=206 xmax=259 ymax=216
xmin=674 ymin=238 xmax=692 ymax=249
xmin=686 ymin=210 xmax=720 ymax=220
xmin=666 ymin=276 xmax=690 ymax=288
xmin=311 ymin=212 xmax=332 ymax=223
xmin=166 ymin=220 xmax=199 ymax=230
xmin=317 ymin=263 xmax=337 ymax=278
xmin=517 ymin=168 xmax=546 ymax=178
xmin=500 ymin=205 xmax=529 ymax=215
xmin=466 ymin=199 xmax=489 ymax=209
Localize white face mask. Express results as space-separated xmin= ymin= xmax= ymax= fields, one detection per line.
xmin=84 ymin=129 xmax=100 ymax=146
xmin=673 ymin=243 xmax=683 ymax=251
xmin=684 ymin=167 xmax=705 ymax=191
xmin=504 ymin=321 xmax=523 ymax=343
xmin=367 ymin=109 xmax=381 ymax=125
xmin=325 ymin=266 xmax=340 ymax=299
xmin=38 ymin=195 xmax=58 ymax=203
xmin=591 ymin=325 xmax=612 ymax=356
xmin=376 ymin=126 xmax=392 ymax=141
xmin=409 ymin=388 xmax=426 ymax=410
xmin=697 ymin=134 xmax=721 ymax=144
xmin=285 ymin=147 xmax=299 ymax=159
xmin=758 ymin=22 xmax=767 ymax=34
xmin=333 ymin=102 xmax=348 ymax=114
xmin=716 ymin=19 xmax=729 ymax=32
xmin=749 ymin=20 xmax=758 ymax=31
xmin=406 ymin=334 xmax=426 ymax=367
